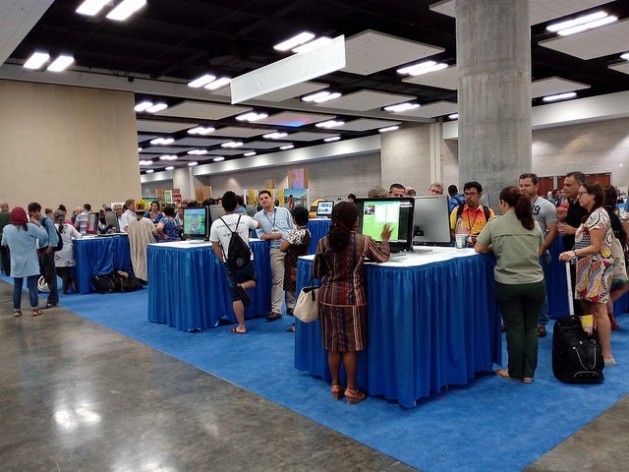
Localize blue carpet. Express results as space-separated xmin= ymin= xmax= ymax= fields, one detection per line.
xmin=4 ymin=274 xmax=628 ymax=472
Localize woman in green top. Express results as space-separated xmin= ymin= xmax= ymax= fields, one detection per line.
xmin=476 ymin=186 xmax=545 ymax=383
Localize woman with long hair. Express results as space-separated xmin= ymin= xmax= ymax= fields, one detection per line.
xmin=313 ymin=202 xmax=391 ymax=404
xmin=1 ymin=207 xmax=48 ymax=316
xmin=54 ymin=210 xmax=82 ymax=294
xmin=603 ymin=185 xmax=627 ymax=330
xmin=559 ymin=182 xmax=616 ymax=365
xmin=145 ymin=201 xmax=163 ymax=225
xmin=476 ymin=186 xmax=545 ymax=383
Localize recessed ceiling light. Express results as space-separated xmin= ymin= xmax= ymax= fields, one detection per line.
xmin=280 ymin=144 xmax=294 ymax=150
xmin=244 ymin=151 xmax=256 ymax=157
xmin=145 ymin=169 xmax=154 ymax=174
xmin=236 ymin=112 xmax=269 ymax=122
xmin=106 ymin=0 xmax=147 ymax=22
xmin=188 ymin=74 xmax=216 ymax=88
xmin=150 ymin=137 xmax=174 ymax=145
xmin=546 ymin=11 xmax=616 ymax=36
xmin=137 ymin=147 xmax=143 ymax=152
xmin=165 ymin=166 xmax=175 ymax=171
xmin=159 ymin=155 xmax=178 ymax=161
xmin=187 ymin=126 xmax=215 ymax=135
xmin=302 ymin=91 xmax=342 ymax=103
xmin=139 ymin=160 xmax=153 ymax=165
xmin=187 ymin=161 xmax=198 ymax=167
xmin=76 ymin=0 xmax=110 ymax=16
xmin=315 ymin=120 xmax=345 ymax=129
xmin=292 ymin=36 xmax=333 ymax=54
xmin=263 ymin=132 xmax=288 ymax=140
xmin=542 ymin=92 xmax=577 ymax=102
xmin=134 ymin=101 xmax=153 ymax=112
xmin=448 ymin=113 xmax=459 ymax=120
xmin=23 ymin=51 xmax=50 ymax=70
xmin=221 ymin=141 xmax=244 ymax=148
xmin=274 ymin=32 xmax=315 ymax=52
xmin=397 ymin=60 xmax=448 ymax=76
xmin=213 ymin=156 xmax=225 ymax=162
xmin=187 ymin=149 xmax=208 ymax=155
xmin=205 ymin=77 xmax=231 ymax=91
xmin=324 ymin=136 xmax=341 ymax=142
xmin=146 ymin=103 xmax=168 ymax=113
xmin=383 ymin=102 xmax=420 ymax=113
xmin=621 ymin=52 xmax=629 ymax=61
xmin=47 ymin=54 xmax=74 ymax=72
xmin=378 ymin=126 xmax=399 ymax=133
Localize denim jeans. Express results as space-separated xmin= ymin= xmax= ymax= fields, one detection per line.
xmin=538 ymin=251 xmax=552 ymax=327
xmin=13 ymin=275 xmax=39 ymax=310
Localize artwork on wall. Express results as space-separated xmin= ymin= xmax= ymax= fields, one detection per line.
xmin=282 ymin=188 xmax=309 ymax=209
xmin=288 ymin=168 xmax=308 ymax=189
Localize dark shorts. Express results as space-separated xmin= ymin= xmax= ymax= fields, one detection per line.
xmin=225 ymin=260 xmax=257 ymax=301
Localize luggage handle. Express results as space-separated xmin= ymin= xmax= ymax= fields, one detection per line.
xmin=565 ymin=261 xmax=574 ymax=317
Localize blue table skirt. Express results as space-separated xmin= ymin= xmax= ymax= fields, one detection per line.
xmin=294 ymin=253 xmax=502 ymax=408
xmin=147 ymin=240 xmax=271 ymax=332
xmin=307 ymin=219 xmax=331 ymax=254
xmin=74 ymin=236 xmax=132 ymax=294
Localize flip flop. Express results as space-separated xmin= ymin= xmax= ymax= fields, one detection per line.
xmin=230 ymin=327 xmax=247 ymax=335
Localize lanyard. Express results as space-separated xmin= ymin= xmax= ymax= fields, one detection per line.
xmin=264 ymin=208 xmax=277 ymax=229
xmin=466 ymin=207 xmax=479 ymax=233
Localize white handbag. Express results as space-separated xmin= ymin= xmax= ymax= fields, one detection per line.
xmin=294 ymin=285 xmax=320 ymax=323
xmin=37 ymin=276 xmax=50 ymax=293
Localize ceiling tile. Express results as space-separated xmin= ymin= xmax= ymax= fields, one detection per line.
xmin=137 ymin=134 xmax=157 ymax=143
xmin=241 ymin=141 xmax=293 ymax=149
xmin=155 ymin=100 xmax=251 ymax=120
xmin=402 ymin=65 xmax=458 ymax=90
xmin=173 ymin=137 xmax=228 ymax=146
xmin=211 ymin=126 xmax=274 ymax=138
xmin=531 ymin=77 xmax=590 ymax=98
xmin=0 ymin=0 xmax=54 ymax=64
xmin=539 ymin=18 xmax=629 ymax=60
xmin=387 ymin=100 xmax=458 ymax=118
xmin=342 ymin=30 xmax=444 ymax=75
xmin=320 ymin=90 xmax=415 ymax=111
xmin=283 ymin=132 xmax=339 ymax=142
xmin=255 ymin=81 xmax=329 ymax=102
xmin=335 ymin=119 xmax=402 ymax=132
xmin=609 ymin=61 xmax=629 ymax=76
xmin=255 ymin=111 xmax=336 ymax=127
xmin=139 ymin=146 xmax=190 ymax=154
xmin=137 ymin=120 xmax=196 ymax=134
xmin=206 ymin=149 xmax=246 ymax=156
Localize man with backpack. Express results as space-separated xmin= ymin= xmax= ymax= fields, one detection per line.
xmin=449 ymin=181 xmax=495 ymax=247
xmin=27 ymin=202 xmax=60 ymax=308
xmin=210 ymin=191 xmax=261 ymax=334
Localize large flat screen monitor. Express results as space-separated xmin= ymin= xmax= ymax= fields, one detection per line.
xmin=208 ymin=205 xmax=226 ymax=225
xmin=355 ymin=198 xmax=415 ymax=253
xmin=316 ymin=201 xmax=334 ymax=218
xmin=183 ymin=207 xmax=209 ymax=240
xmin=413 ymin=195 xmax=451 ymax=245
xmin=85 ymin=212 xmax=99 ymax=235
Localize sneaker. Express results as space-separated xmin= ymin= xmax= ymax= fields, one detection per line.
xmin=537 ymin=326 xmax=547 ymax=338
xmin=45 ymin=302 xmax=57 ymax=309
xmin=32 ymin=309 xmax=43 ymax=317
xmin=237 ymin=285 xmax=251 ymax=308
xmin=604 ymin=357 xmax=617 ymax=367
xmin=14 ymin=310 xmax=22 ymax=318
xmin=266 ymin=312 xmax=283 ymax=321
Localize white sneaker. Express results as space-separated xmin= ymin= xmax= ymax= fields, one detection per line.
xmin=604 ymin=357 xmax=616 ymax=367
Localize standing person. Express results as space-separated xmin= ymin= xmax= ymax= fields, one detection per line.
xmin=603 ymin=185 xmax=628 ymax=329
xmin=449 ymin=181 xmax=495 ymax=247
xmin=314 ymin=202 xmax=391 ymax=404
xmin=0 ymin=202 xmax=11 ymax=275
xmin=145 ymin=201 xmax=163 ymax=225
xmin=427 ymin=183 xmax=443 ymax=196
xmin=387 ymin=183 xmax=406 ymax=198
xmin=448 ymin=185 xmax=465 ymax=213
xmin=155 ymin=206 xmax=181 ymax=242
xmin=27 ymin=202 xmax=59 ymax=308
xmin=476 ymin=187 xmax=545 ymax=383
xmin=557 ymin=171 xmax=588 ymax=316
xmin=519 ymin=173 xmax=558 ymax=337
xmin=210 ymin=191 xmax=261 ymax=334
xmin=1 ymin=207 xmax=48 ymax=316
xmin=255 ymin=190 xmax=294 ymax=321
xmin=559 ymin=182 xmax=616 ymax=366
xmin=73 ymin=203 xmax=92 ymax=233
xmin=280 ymin=206 xmax=312 ymax=332
xmin=127 ymin=203 xmax=156 ymax=284
xmin=120 ymin=199 xmax=136 ymax=232
xmin=53 ymin=210 xmax=82 ymax=294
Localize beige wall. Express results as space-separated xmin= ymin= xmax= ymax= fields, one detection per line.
xmin=0 ymin=80 xmax=139 ymax=210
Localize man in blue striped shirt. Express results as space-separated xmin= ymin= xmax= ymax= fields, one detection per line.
xmin=28 ymin=202 xmax=59 ymax=308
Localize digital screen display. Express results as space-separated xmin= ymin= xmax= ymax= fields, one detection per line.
xmin=360 ymin=200 xmax=401 ymax=241
xmin=184 ymin=208 xmax=207 ymax=236
xmin=317 ymin=201 xmax=334 ymax=216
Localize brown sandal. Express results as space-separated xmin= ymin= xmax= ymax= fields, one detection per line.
xmin=331 ymin=384 xmax=344 ymax=401
xmin=344 ymin=388 xmax=366 ymax=404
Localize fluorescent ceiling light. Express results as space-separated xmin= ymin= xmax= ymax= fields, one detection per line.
xmin=76 ymin=0 xmax=110 ymax=16
xmin=150 ymin=137 xmax=174 ymax=145
xmin=557 ymin=15 xmax=617 ymax=36
xmin=188 ymin=74 xmax=216 ymax=88
xmin=244 ymin=151 xmax=256 ymax=157
xmin=324 ymin=136 xmax=341 ymax=142
xmin=546 ymin=11 xmax=607 ymax=32
xmin=106 ymin=0 xmax=147 ymax=21
xmin=23 ymin=52 xmax=50 ymax=70
xmin=146 ymin=103 xmax=168 ymax=113
xmin=274 ymin=32 xmax=315 ymax=52
xmin=280 ymin=144 xmax=294 ymax=150
xmin=315 ymin=120 xmax=344 ymax=129
xmin=47 ymin=54 xmax=74 ymax=72
xmin=542 ymin=92 xmax=577 ymax=102
xmin=137 ymin=147 xmax=142 ymax=152
xmin=384 ymin=102 xmax=420 ymax=113
xmin=622 ymin=52 xmax=629 ymax=61
xmin=221 ymin=141 xmax=243 ymax=148
xmin=397 ymin=60 xmax=448 ymax=76
xmin=134 ymin=101 xmax=153 ymax=112
xmin=213 ymin=156 xmax=225 ymax=162
xmin=145 ymin=169 xmax=154 ymax=174
xmin=139 ymin=160 xmax=153 ymax=165
xmin=159 ymin=155 xmax=178 ymax=161
xmin=187 ymin=126 xmax=215 ymax=135
xmin=236 ymin=112 xmax=268 ymax=122
xmin=187 ymin=162 xmax=198 ymax=167
xmin=448 ymin=113 xmax=459 ymax=120
xmin=205 ymin=77 xmax=231 ymax=90
xmin=378 ymin=126 xmax=399 ymax=133
xmin=165 ymin=166 xmax=175 ymax=171
xmin=302 ymin=91 xmax=342 ymax=103
xmin=187 ymin=149 xmax=208 ymax=155
xmin=263 ymin=132 xmax=288 ymax=139
xmin=292 ymin=36 xmax=333 ymax=54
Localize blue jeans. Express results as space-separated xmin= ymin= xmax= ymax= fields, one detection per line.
xmin=538 ymin=252 xmax=551 ymax=327
xmin=13 ymin=275 xmax=39 ymax=310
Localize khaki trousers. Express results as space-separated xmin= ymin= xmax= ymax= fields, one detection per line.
xmin=269 ymin=248 xmax=295 ymax=313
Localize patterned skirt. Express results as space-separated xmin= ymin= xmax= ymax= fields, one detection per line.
xmin=575 ymin=255 xmax=613 ymax=304
xmin=319 ymin=303 xmax=367 ymax=352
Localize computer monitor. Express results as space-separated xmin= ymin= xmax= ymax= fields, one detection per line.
xmin=183 ymin=207 xmax=209 ymax=240
xmin=85 ymin=212 xmax=99 ymax=234
xmin=355 ymin=198 xmax=415 ymax=253
xmin=103 ymin=210 xmax=120 ymax=233
xmin=208 ymin=205 xmax=226 ymax=224
xmin=316 ymin=201 xmax=334 ymax=218
xmin=413 ymin=195 xmax=451 ymax=245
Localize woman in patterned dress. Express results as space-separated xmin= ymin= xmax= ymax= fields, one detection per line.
xmin=559 ymin=182 xmax=615 ymax=365
xmin=313 ymin=202 xmax=391 ymax=404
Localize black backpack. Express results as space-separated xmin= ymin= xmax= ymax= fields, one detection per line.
xmin=456 ymin=204 xmax=491 ymax=222
xmin=115 ymin=270 xmax=143 ymax=292
xmin=552 ymin=316 xmax=604 ymax=383
xmin=219 ymin=215 xmax=251 ymax=268
xmin=47 ymin=219 xmax=63 ymax=252
xmin=91 ymin=273 xmax=117 ymax=293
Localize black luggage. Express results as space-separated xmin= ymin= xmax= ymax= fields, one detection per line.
xmin=552 ymin=262 xmax=604 ymax=383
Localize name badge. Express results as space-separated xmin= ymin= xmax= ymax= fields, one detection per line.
xmin=272 ymin=226 xmax=279 ymax=232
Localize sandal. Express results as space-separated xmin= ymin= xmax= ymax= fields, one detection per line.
xmin=331 ymin=384 xmax=344 ymax=401
xmin=344 ymin=388 xmax=366 ymax=404
xmin=230 ymin=327 xmax=247 ymax=335
xmin=286 ymin=325 xmax=295 ymax=332
xmin=31 ymin=309 xmax=43 ymax=317
xmin=14 ymin=310 xmax=22 ymax=318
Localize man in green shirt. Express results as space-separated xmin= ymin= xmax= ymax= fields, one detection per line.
xmin=0 ymin=202 xmax=11 ymax=275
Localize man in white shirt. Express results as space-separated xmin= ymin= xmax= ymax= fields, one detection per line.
xmin=120 ymin=199 xmax=136 ymax=233
xmin=74 ymin=203 xmax=92 ymax=234
xmin=211 ymin=191 xmax=261 ymax=334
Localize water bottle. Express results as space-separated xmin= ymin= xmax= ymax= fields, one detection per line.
xmin=455 ymin=216 xmax=467 ymax=250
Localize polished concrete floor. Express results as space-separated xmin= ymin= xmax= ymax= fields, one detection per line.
xmin=1 ymin=280 xmax=629 ymax=471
